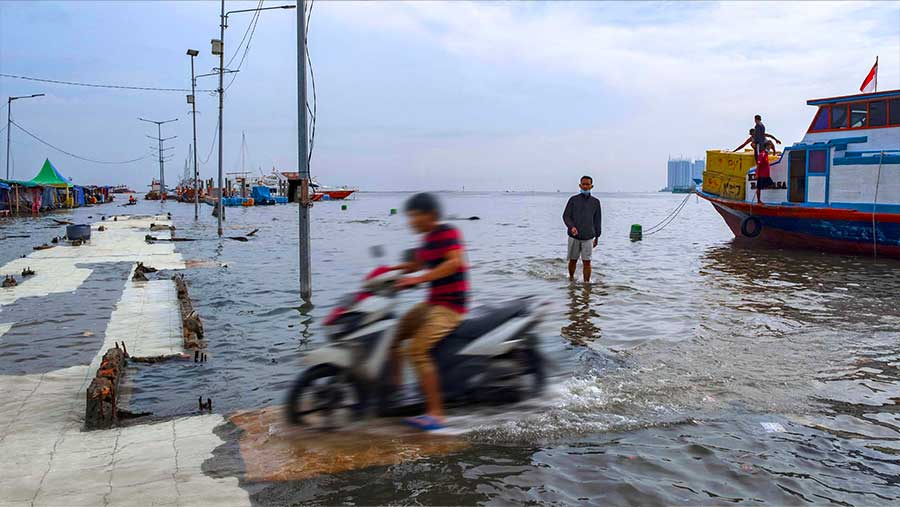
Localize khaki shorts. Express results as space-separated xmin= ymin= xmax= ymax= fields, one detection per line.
xmin=395 ymin=302 xmax=463 ymax=375
xmin=567 ymin=236 xmax=593 ymax=261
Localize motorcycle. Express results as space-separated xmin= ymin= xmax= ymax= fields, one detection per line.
xmin=285 ymin=256 xmax=550 ymax=427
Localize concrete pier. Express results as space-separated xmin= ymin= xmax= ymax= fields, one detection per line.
xmin=0 ymin=215 xmax=250 ymax=506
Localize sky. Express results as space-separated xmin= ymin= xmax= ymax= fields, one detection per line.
xmin=0 ymin=1 xmax=898 ymax=192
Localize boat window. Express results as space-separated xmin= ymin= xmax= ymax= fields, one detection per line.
xmin=849 ymin=102 xmax=867 ymax=128
xmin=810 ymin=107 xmax=829 ymax=131
xmin=890 ymin=98 xmax=900 ymax=125
xmin=830 ymin=104 xmax=848 ymax=129
xmin=809 ymin=150 xmax=827 ymax=174
xmin=869 ymin=100 xmax=886 ymax=127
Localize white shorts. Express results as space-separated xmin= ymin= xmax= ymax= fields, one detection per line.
xmin=567 ymin=237 xmax=593 ymax=261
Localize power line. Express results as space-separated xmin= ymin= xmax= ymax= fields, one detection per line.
xmin=225 ymin=0 xmax=264 ymax=69
xmin=10 ymin=120 xmax=152 ymax=165
xmin=224 ymin=2 xmax=264 ymax=91
xmin=306 ymin=0 xmax=317 ymax=169
xmin=199 ymin=116 xmax=220 ymax=166
xmin=0 ymin=73 xmax=215 ymax=93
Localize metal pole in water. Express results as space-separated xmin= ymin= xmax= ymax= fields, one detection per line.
xmin=216 ymin=0 xmax=225 ymax=236
xmin=5 ymin=97 xmax=10 ymax=181
xmin=297 ymin=0 xmax=312 ymax=301
xmin=188 ymin=49 xmax=200 ymax=220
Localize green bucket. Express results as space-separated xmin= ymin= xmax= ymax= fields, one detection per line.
xmin=629 ymin=224 xmax=643 ymax=242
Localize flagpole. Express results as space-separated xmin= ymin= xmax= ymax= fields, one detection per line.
xmin=875 ymin=56 xmax=878 ymax=92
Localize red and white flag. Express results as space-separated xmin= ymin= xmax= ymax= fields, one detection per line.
xmin=860 ymin=57 xmax=878 ymax=93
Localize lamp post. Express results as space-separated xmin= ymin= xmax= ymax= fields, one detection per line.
xmin=139 ymin=117 xmax=178 ymax=200
xmin=187 ymin=49 xmax=200 ymax=220
xmin=6 ymin=93 xmax=44 ymax=180
xmin=213 ymin=0 xmax=296 ymax=236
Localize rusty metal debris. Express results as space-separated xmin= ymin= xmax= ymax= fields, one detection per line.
xmin=174 ymin=274 xmax=204 ymax=349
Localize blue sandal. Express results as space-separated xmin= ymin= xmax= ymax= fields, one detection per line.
xmin=403 ymin=415 xmax=445 ymax=431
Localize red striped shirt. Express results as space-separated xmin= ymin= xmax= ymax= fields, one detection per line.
xmin=418 ymin=224 xmax=468 ymax=313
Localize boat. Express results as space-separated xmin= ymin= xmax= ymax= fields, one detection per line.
xmin=144 ymin=179 xmax=161 ymax=200
xmin=698 ymin=89 xmax=900 ymax=258
xmin=111 ymin=185 xmax=135 ymax=194
xmin=311 ymin=178 xmax=357 ymax=201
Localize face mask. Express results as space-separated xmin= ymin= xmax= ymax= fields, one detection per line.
xmin=580 ymin=189 xmax=591 ymax=196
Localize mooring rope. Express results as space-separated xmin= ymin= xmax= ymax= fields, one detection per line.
xmin=872 ymin=150 xmax=884 ymax=261
xmin=644 ymin=192 xmax=693 ymax=236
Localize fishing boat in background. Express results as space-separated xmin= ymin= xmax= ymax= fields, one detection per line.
xmin=111 ymin=184 xmax=135 ymax=194
xmin=699 ymin=88 xmax=900 ymax=258
xmin=144 ymin=179 xmax=161 ymax=200
xmin=311 ymin=178 xmax=357 ymax=201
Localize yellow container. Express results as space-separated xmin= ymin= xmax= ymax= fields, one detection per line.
xmin=705 ymin=150 xmax=756 ymax=179
xmin=702 ymin=170 xmax=726 ymax=196
xmin=721 ymin=176 xmax=745 ymax=200
xmin=702 ymin=170 xmax=745 ymax=201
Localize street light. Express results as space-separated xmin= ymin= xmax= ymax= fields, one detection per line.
xmin=6 ymin=93 xmax=45 ymax=180
xmin=139 ymin=117 xmax=178 ymax=200
xmin=187 ymin=48 xmax=200 ymax=220
xmin=213 ymin=0 xmax=296 ymax=236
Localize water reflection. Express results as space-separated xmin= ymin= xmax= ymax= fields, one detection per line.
xmin=560 ymin=283 xmax=605 ymax=346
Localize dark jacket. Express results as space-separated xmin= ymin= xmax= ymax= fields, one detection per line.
xmin=563 ymin=194 xmax=602 ymax=240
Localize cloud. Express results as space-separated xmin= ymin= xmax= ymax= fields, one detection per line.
xmin=320 ymin=1 xmax=899 ymax=191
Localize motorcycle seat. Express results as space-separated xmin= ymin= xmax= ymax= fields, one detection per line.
xmin=433 ymin=298 xmax=530 ymax=358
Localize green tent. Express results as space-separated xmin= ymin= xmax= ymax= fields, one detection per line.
xmin=29 ymin=159 xmax=72 ymax=188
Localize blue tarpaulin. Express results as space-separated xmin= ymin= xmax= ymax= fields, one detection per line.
xmin=251 ymin=185 xmax=275 ymax=204
xmin=74 ymin=186 xmax=85 ymax=206
xmin=41 ymin=187 xmax=56 ymax=208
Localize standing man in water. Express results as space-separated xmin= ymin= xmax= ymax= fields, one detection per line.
xmin=563 ymin=176 xmax=602 ymax=283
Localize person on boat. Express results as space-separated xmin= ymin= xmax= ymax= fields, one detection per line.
xmin=389 ymin=192 xmax=468 ymax=431
xmin=755 ymin=149 xmax=775 ymax=204
xmin=753 ymin=115 xmax=780 ymax=157
xmin=734 ymin=128 xmax=781 ymax=156
xmin=563 ymin=176 xmax=602 ymax=283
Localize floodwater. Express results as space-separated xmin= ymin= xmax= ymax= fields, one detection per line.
xmin=2 ymin=192 xmax=900 ymax=506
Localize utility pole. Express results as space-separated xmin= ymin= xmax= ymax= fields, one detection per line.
xmin=6 ymin=93 xmax=44 ymax=180
xmin=139 ymin=117 xmax=177 ymax=199
xmin=215 ymin=0 xmax=226 ymax=236
xmin=297 ymin=0 xmax=312 ymax=301
xmin=187 ymin=49 xmax=200 ymax=220
xmin=212 ymin=1 xmax=295 ymax=236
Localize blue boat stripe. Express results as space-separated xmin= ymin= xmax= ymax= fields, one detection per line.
xmin=833 ymin=155 xmax=900 ymax=165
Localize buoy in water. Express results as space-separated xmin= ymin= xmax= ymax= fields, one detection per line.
xmin=630 ymin=224 xmax=643 ymax=241
xmin=341 ymin=204 xmax=347 ymax=211
xmin=390 ymin=208 xmax=397 ymax=215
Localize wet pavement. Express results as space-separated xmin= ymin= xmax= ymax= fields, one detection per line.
xmin=0 ymin=213 xmax=248 ymax=506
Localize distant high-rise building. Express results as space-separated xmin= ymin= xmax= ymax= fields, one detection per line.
xmin=667 ymin=158 xmax=693 ymax=191
xmin=665 ymin=158 xmax=705 ymax=191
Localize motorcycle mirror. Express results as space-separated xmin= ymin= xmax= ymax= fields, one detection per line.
xmin=369 ymin=245 xmax=385 ymax=258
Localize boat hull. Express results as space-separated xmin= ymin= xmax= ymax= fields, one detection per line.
xmin=700 ymin=192 xmax=900 ymax=259
xmin=312 ymin=190 xmax=355 ymax=201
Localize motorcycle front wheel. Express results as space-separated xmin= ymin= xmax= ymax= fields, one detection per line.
xmin=285 ymin=364 xmax=365 ymax=428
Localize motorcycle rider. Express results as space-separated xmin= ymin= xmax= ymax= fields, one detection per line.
xmin=389 ymin=192 xmax=469 ymax=431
